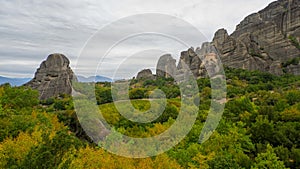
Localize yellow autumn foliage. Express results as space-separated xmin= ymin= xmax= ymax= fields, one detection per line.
xmin=69 ymin=146 xmax=182 ymax=169
xmin=0 ymin=129 xmax=42 ymax=168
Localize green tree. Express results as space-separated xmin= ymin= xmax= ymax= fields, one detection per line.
xmin=1 ymin=86 xmax=39 ymax=111
xmin=129 ymin=88 xmax=147 ymax=99
xmin=21 ymin=130 xmax=83 ymax=169
xmin=251 ymin=144 xmax=287 ymax=169
xmin=250 ymin=116 xmax=274 ymax=144
xmin=96 ymin=88 xmax=113 ymax=104
xmin=285 ymin=90 xmax=300 ymax=105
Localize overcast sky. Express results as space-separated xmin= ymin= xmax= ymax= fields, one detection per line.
xmin=0 ymin=0 xmax=275 ymax=78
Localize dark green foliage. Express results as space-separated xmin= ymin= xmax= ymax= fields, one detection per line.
xmin=289 ymin=35 xmax=300 ymax=50
xmin=154 ymin=104 xmax=178 ymax=123
xmin=96 ymin=87 xmax=113 ymax=104
xmin=208 ymin=153 xmax=240 ymax=169
xmin=129 ymin=88 xmax=148 ymax=99
xmin=285 ymin=90 xmax=300 ymax=105
xmin=291 ymin=148 xmax=300 ymax=168
xmin=1 ymin=85 xmax=39 ymax=111
xmin=160 ymin=86 xmax=180 ymax=99
xmin=250 ymin=116 xmax=275 ymax=144
xmin=282 ymin=57 xmax=300 ymax=68
xmin=224 ymin=96 xmax=257 ymax=121
xmin=0 ymin=86 xmax=40 ymax=141
xmin=21 ymin=130 xmax=83 ymax=169
xmin=249 ymin=49 xmax=263 ymax=58
xmin=272 ymin=122 xmax=300 ymax=148
xmin=0 ymin=67 xmax=300 ymax=168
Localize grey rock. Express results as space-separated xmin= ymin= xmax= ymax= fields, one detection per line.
xmin=197 ymin=43 xmax=222 ymax=77
xmin=25 ymin=53 xmax=77 ymax=100
xmin=212 ymin=28 xmax=229 ymax=50
xmin=156 ymin=54 xmax=177 ymax=78
xmin=269 ymin=61 xmax=284 ymax=76
xmin=286 ymin=64 xmax=300 ymax=75
xmin=199 ymin=53 xmax=220 ymax=77
xmin=212 ymin=0 xmax=300 ymax=75
xmin=178 ymin=47 xmax=202 ymax=77
xmin=151 ymin=0 xmax=300 ymax=78
xmin=136 ymin=69 xmax=155 ymax=80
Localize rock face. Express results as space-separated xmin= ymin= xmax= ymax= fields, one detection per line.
xmin=199 ymin=53 xmax=220 ymax=77
xmin=136 ymin=69 xmax=155 ymax=80
xmin=25 ymin=53 xmax=77 ymax=100
xmin=212 ymin=0 xmax=300 ymax=75
xmin=212 ymin=28 xmax=229 ymax=50
xmin=144 ymin=0 xmax=300 ymax=78
xmin=176 ymin=44 xmax=221 ymax=78
xmin=177 ymin=47 xmax=201 ymax=77
xmin=156 ymin=54 xmax=177 ymax=78
xmin=286 ymin=64 xmax=300 ymax=75
xmin=156 ymin=43 xmax=222 ymax=79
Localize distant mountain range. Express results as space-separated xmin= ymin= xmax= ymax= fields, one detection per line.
xmin=0 ymin=76 xmax=31 ymax=86
xmin=0 ymin=75 xmax=112 ymax=86
xmin=76 ymin=75 xmax=113 ymax=82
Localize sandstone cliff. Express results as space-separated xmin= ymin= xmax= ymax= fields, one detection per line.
xmin=25 ymin=53 xmax=77 ymax=100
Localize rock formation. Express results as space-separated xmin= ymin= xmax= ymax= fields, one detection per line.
xmin=136 ymin=69 xmax=155 ymax=80
xmin=156 ymin=54 xmax=177 ymax=78
xmin=155 ymin=43 xmax=221 ymax=79
xmin=142 ymin=0 xmax=300 ymax=78
xmin=176 ymin=45 xmax=221 ymax=78
xmin=212 ymin=0 xmax=300 ymax=75
xmin=177 ymin=47 xmax=202 ymax=77
xmin=25 ymin=53 xmax=77 ymax=100
xmin=199 ymin=53 xmax=220 ymax=77
xmin=286 ymin=64 xmax=300 ymax=75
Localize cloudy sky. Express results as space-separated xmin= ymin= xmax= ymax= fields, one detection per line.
xmin=0 ymin=0 xmax=275 ymax=79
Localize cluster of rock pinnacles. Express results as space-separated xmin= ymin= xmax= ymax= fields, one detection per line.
xmin=26 ymin=0 xmax=300 ymax=99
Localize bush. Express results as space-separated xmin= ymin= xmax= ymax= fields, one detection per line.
xmin=129 ymin=88 xmax=148 ymax=99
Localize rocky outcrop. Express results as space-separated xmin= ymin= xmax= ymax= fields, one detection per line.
xmin=156 ymin=54 xmax=177 ymax=78
xmin=286 ymin=64 xmax=300 ymax=75
xmin=199 ymin=53 xmax=221 ymax=77
xmin=136 ymin=69 xmax=155 ymax=80
xmin=177 ymin=47 xmax=202 ymax=77
xmin=25 ymin=53 xmax=77 ymax=100
xmin=155 ymin=43 xmax=222 ymax=79
xmin=212 ymin=0 xmax=300 ymax=75
xmin=212 ymin=29 xmax=229 ymax=50
xmin=176 ymin=44 xmax=221 ymax=78
xmin=147 ymin=0 xmax=300 ymax=78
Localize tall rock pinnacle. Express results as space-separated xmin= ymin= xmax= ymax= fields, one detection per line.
xmin=25 ymin=53 xmax=77 ymax=100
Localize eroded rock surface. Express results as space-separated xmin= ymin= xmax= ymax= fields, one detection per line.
xmin=156 ymin=54 xmax=177 ymax=78
xmin=212 ymin=0 xmax=300 ymax=75
xmin=25 ymin=53 xmax=77 ymax=100
xmin=136 ymin=69 xmax=155 ymax=80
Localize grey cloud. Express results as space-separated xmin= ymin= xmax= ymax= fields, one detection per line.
xmin=0 ymin=0 xmax=275 ymax=78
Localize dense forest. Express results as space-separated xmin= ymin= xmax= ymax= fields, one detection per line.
xmin=0 ymin=67 xmax=300 ymax=168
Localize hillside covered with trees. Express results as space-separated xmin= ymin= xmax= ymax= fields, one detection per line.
xmin=0 ymin=68 xmax=300 ymax=168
